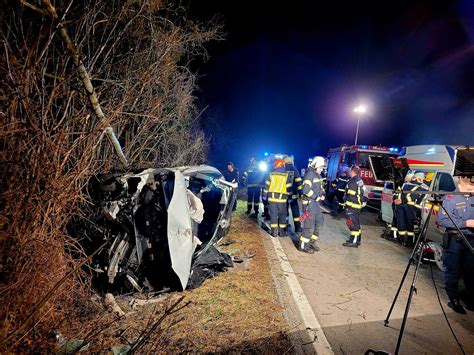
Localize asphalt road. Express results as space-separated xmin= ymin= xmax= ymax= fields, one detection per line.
xmin=264 ymin=207 xmax=474 ymax=354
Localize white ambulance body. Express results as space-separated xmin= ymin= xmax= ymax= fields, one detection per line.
xmin=380 ymin=145 xmax=459 ymax=245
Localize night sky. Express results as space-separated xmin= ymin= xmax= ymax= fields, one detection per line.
xmin=188 ymin=0 xmax=474 ymax=171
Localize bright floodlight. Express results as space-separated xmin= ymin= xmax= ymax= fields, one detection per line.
xmin=353 ymin=104 xmax=367 ymax=114
xmin=259 ymin=161 xmax=268 ymax=172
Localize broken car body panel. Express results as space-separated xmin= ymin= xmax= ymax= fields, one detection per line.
xmin=82 ymin=165 xmax=237 ymax=293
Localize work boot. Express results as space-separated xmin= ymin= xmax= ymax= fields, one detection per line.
xmin=309 ymin=241 xmax=320 ymax=252
xmin=342 ymin=241 xmax=358 ymax=248
xmin=245 ymin=210 xmax=251 ymax=215
xmin=279 ymin=229 xmax=287 ymax=237
xmin=298 ymin=242 xmax=315 ymax=254
xmin=270 ymin=228 xmax=278 ymax=238
xmin=448 ymin=299 xmax=466 ymax=314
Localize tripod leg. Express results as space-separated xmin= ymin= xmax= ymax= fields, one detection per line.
xmin=395 ymin=228 xmax=427 ymax=354
xmin=384 ymin=204 xmax=434 ymax=326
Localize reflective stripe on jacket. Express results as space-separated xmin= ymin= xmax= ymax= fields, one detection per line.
xmin=263 ymin=168 xmax=292 ymax=203
xmin=344 ymin=176 xmax=365 ymax=209
xmin=300 ymin=167 xmax=325 ymax=205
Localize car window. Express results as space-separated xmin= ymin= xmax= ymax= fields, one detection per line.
xmin=358 ymin=153 xmax=370 ymax=169
xmin=384 ymin=181 xmax=394 ymax=190
xmin=435 ymin=173 xmax=456 ymax=192
xmin=343 ymin=152 xmax=356 ymax=166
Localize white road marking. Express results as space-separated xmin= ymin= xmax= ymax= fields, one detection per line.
xmin=270 ymin=236 xmax=335 ymax=355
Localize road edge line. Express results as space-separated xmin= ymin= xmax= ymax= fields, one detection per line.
xmin=270 ymin=236 xmax=335 ymax=355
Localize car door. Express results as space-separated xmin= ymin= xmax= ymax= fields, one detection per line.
xmin=423 ymin=172 xmax=456 ymax=243
xmin=381 ymin=181 xmax=394 ymax=225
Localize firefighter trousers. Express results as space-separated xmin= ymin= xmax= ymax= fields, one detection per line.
xmin=288 ymin=199 xmax=301 ymax=231
xmin=269 ymin=202 xmax=288 ymax=236
xmin=247 ymin=186 xmax=261 ymax=213
xmin=300 ymin=201 xmax=324 ymax=244
xmin=394 ymin=204 xmax=416 ymax=245
xmin=335 ymin=191 xmax=345 ymax=210
xmin=346 ymin=207 xmax=361 ymax=244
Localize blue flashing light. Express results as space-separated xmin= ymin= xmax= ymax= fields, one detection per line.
xmin=389 ymin=147 xmax=399 ymax=152
xmin=264 ymin=152 xmax=269 ymax=157
xmin=359 ymin=145 xmax=368 ymax=149
xmin=259 ymin=161 xmax=268 ymax=172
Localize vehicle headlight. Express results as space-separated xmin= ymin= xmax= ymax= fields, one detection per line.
xmin=259 ymin=161 xmax=268 ymax=172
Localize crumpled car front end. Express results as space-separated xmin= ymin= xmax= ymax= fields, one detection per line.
xmin=72 ymin=165 xmax=237 ymax=293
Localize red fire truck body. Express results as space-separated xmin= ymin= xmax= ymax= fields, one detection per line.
xmin=326 ymin=145 xmax=399 ymax=201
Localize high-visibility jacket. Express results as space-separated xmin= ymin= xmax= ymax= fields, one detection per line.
xmin=263 ymin=168 xmax=292 ymax=203
xmin=405 ymin=183 xmax=427 ymax=209
xmin=300 ymin=167 xmax=325 ymax=205
xmin=285 ymin=163 xmax=303 ymax=200
xmin=344 ymin=176 xmax=365 ymax=209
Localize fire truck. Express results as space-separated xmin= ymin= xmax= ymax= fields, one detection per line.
xmin=326 ymin=145 xmax=399 ymax=201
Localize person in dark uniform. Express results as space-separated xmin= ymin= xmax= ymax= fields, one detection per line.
xmin=224 ymin=162 xmax=239 ymax=210
xmin=342 ymin=165 xmax=367 ymax=248
xmin=335 ymin=169 xmax=350 ymax=212
xmin=393 ymin=172 xmax=420 ymax=246
xmin=405 ymin=172 xmax=427 ymax=244
xmin=389 ymin=172 xmax=414 ymax=241
xmin=224 ymin=162 xmax=239 ymax=184
xmin=298 ymin=156 xmax=326 ymax=253
xmin=438 ymin=177 xmax=474 ymax=314
xmin=263 ymin=159 xmax=292 ymax=237
xmin=285 ymin=156 xmax=303 ymax=233
xmin=242 ymin=158 xmax=263 ymax=216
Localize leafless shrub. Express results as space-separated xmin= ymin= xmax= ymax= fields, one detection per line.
xmin=0 ymin=0 xmax=221 ymax=350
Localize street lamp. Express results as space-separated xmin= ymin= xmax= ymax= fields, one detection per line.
xmin=353 ymin=104 xmax=367 ymax=145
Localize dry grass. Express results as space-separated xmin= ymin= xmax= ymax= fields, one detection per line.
xmin=157 ymin=200 xmax=291 ymax=352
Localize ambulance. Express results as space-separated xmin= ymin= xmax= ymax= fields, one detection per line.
xmin=326 ymin=145 xmax=399 ymax=201
xmin=372 ymin=145 xmax=471 ymax=270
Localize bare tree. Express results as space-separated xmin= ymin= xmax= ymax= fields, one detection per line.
xmin=0 ymin=0 xmax=221 ymax=350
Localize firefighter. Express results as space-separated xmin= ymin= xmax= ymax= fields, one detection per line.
xmin=285 ymin=156 xmax=303 ymax=233
xmin=406 ymin=172 xmax=428 ymax=240
xmin=393 ymin=172 xmax=418 ymax=246
xmin=298 ymin=156 xmax=326 ymax=253
xmin=342 ymin=165 xmax=367 ymax=248
xmin=242 ymin=158 xmax=263 ymax=216
xmin=263 ymin=159 xmax=293 ymax=237
xmin=438 ymin=177 xmax=474 ymax=314
xmin=396 ymin=172 xmax=427 ymax=246
xmin=335 ymin=169 xmax=350 ymax=212
xmin=390 ymin=172 xmax=414 ymax=240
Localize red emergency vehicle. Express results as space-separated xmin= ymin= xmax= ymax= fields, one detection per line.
xmin=326 ymin=145 xmax=399 ymax=201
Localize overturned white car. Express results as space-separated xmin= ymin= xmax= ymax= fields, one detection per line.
xmin=73 ymin=166 xmax=238 ymax=293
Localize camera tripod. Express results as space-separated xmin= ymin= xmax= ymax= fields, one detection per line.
xmin=383 ymin=192 xmax=474 ymax=355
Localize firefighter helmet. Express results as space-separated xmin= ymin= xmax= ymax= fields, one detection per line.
xmin=310 ymin=156 xmax=325 ymax=168
xmin=273 ymin=159 xmax=286 ymax=169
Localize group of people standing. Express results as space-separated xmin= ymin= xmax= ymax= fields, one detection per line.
xmin=387 ymin=171 xmax=428 ymax=246
xmin=224 ymin=156 xmax=367 ymax=254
